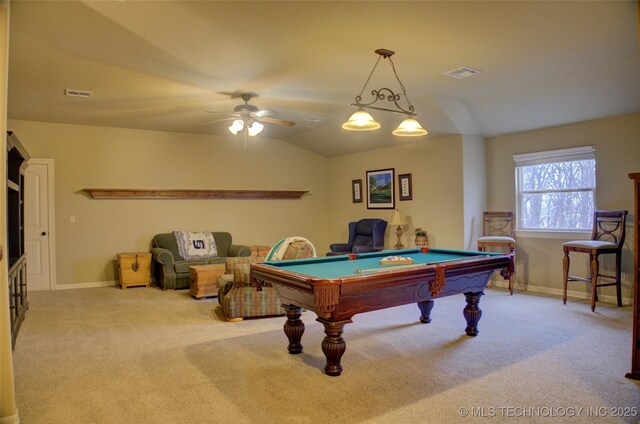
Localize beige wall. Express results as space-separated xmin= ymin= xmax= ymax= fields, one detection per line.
xmin=486 ymin=113 xmax=640 ymax=301
xmin=7 ymin=119 xmax=330 ymax=286
xmin=1 ymin=2 xmax=18 ymax=423
xmin=328 ymin=135 xmax=466 ymax=251
xmin=462 ymin=135 xmax=487 ymax=250
xmin=6 ymin=114 xmax=638 ymax=296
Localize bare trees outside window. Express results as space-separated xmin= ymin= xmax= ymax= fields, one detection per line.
xmin=514 ymin=147 xmax=596 ymax=231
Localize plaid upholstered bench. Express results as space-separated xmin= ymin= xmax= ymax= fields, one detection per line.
xmin=217 ymin=238 xmax=316 ymax=321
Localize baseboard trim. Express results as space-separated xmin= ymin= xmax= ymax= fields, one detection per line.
xmin=52 ymin=278 xmax=630 ymax=306
xmin=55 ymin=280 xmax=117 ymax=290
xmin=491 ymin=279 xmax=632 ymax=306
xmin=0 ymin=411 xmax=20 ymax=424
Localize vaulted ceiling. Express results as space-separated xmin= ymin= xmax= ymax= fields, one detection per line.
xmin=7 ymin=1 xmax=640 ymax=157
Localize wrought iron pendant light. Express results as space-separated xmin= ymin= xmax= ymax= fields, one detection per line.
xmin=342 ymin=49 xmax=427 ymax=137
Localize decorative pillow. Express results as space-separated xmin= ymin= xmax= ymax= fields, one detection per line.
xmin=233 ymin=263 xmax=252 ymax=285
xmin=225 ymin=256 xmax=264 ymax=275
xmin=283 ymin=242 xmax=314 ymax=260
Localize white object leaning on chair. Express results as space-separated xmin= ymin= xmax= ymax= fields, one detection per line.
xmin=477 ymin=211 xmax=516 ymax=295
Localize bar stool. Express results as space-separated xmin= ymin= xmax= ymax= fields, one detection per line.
xmin=477 ymin=211 xmax=516 ymax=295
xmin=562 ymin=210 xmax=628 ymax=311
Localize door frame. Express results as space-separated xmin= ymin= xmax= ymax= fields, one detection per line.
xmin=26 ymin=158 xmax=57 ymax=290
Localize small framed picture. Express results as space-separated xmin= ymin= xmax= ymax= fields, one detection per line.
xmin=352 ymin=179 xmax=363 ymax=203
xmin=398 ymin=173 xmax=412 ymax=201
xmin=366 ymin=168 xmax=395 ymax=209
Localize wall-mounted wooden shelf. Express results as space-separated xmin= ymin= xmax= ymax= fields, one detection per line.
xmin=82 ymin=188 xmax=308 ymax=200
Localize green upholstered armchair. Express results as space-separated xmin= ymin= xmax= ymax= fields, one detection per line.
xmin=217 ymin=238 xmax=316 ymax=321
xmin=151 ymin=232 xmax=250 ymax=290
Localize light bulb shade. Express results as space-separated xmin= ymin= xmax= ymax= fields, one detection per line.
xmin=247 ymin=121 xmax=264 ymax=137
xmin=392 ymin=117 xmax=428 ymax=137
xmin=342 ymin=108 xmax=381 ymax=131
xmin=228 ymin=119 xmax=244 ymax=135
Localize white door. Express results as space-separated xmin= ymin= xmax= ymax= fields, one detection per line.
xmin=25 ymin=160 xmax=55 ymax=291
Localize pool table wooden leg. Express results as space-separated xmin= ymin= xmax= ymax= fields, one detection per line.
xmin=317 ymin=318 xmax=350 ymax=377
xmin=417 ymin=300 xmax=434 ymax=323
xmin=283 ymin=305 xmax=305 ymax=354
xmin=463 ymin=291 xmax=484 ymax=337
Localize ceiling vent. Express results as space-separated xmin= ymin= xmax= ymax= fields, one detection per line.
xmin=64 ymin=88 xmax=93 ymax=98
xmin=444 ymin=67 xmax=481 ymax=79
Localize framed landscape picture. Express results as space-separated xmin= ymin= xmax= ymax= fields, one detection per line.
xmin=366 ymin=168 xmax=395 ymax=209
xmin=352 ymin=179 xmax=363 ymax=203
xmin=398 ymin=173 xmax=412 ymax=201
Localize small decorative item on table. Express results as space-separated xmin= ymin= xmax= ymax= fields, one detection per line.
xmin=379 ymin=255 xmax=414 ymax=265
xmin=117 ymin=252 xmax=151 ymax=289
xmin=415 ymin=227 xmax=429 ymax=248
xmin=189 ymin=264 xmax=226 ymax=299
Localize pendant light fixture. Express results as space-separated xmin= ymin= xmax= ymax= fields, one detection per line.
xmin=342 ymin=49 xmax=427 ymax=137
xmin=392 ymin=117 xmax=426 ymax=136
xmin=341 ymin=108 xmax=381 ymax=131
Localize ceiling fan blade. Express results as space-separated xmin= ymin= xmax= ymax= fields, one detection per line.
xmin=199 ymin=117 xmax=236 ymax=125
xmin=205 ymin=110 xmax=236 ymax=116
xmin=254 ymin=109 xmax=276 ymax=117
xmin=260 ymin=117 xmax=295 ymax=127
xmin=217 ymin=91 xmax=258 ymax=100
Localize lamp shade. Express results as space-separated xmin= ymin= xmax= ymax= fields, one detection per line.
xmin=342 ymin=108 xmax=381 ymax=131
xmin=228 ymin=119 xmax=244 ymax=135
xmin=392 ymin=117 xmax=428 ymax=137
xmin=389 ymin=209 xmax=406 ymax=226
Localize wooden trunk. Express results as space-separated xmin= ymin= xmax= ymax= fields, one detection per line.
xmin=117 ymin=252 xmax=151 ymax=289
xmin=189 ymin=264 xmax=226 ymax=299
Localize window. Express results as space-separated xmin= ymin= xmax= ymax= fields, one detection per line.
xmin=514 ymin=146 xmax=595 ymax=231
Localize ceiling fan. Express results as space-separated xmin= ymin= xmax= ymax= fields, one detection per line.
xmin=201 ymin=93 xmax=295 ymax=144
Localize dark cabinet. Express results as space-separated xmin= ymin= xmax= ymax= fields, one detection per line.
xmin=627 ymin=172 xmax=640 ymax=380
xmin=6 ymin=131 xmax=29 ymax=347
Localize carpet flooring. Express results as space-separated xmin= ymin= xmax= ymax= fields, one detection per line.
xmin=12 ymin=285 xmax=640 ymax=423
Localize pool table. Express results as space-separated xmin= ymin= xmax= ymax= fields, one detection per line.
xmin=250 ymin=247 xmax=514 ymax=376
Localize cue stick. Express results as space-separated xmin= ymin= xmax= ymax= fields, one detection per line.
xmin=353 ymin=255 xmax=485 ymax=274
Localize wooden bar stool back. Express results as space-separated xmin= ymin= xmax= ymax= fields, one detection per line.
xmin=562 ymin=210 xmax=628 ymax=311
xmin=477 ymin=211 xmax=516 ymax=295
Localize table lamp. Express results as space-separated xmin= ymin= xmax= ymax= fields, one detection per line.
xmin=389 ymin=209 xmax=407 ymax=249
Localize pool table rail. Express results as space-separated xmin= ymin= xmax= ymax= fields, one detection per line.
xmin=250 ymin=252 xmax=513 ymax=321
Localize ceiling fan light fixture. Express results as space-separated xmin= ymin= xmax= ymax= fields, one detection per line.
xmin=392 ymin=117 xmax=428 ymax=137
xmin=209 ymin=93 xmax=293 ymax=143
xmin=342 ymin=108 xmax=381 ymax=131
xmin=228 ymin=119 xmax=244 ymax=135
xmin=247 ymin=121 xmax=264 ymax=137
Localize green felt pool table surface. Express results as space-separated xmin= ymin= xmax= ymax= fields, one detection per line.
xmin=262 ymin=248 xmax=501 ymax=279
